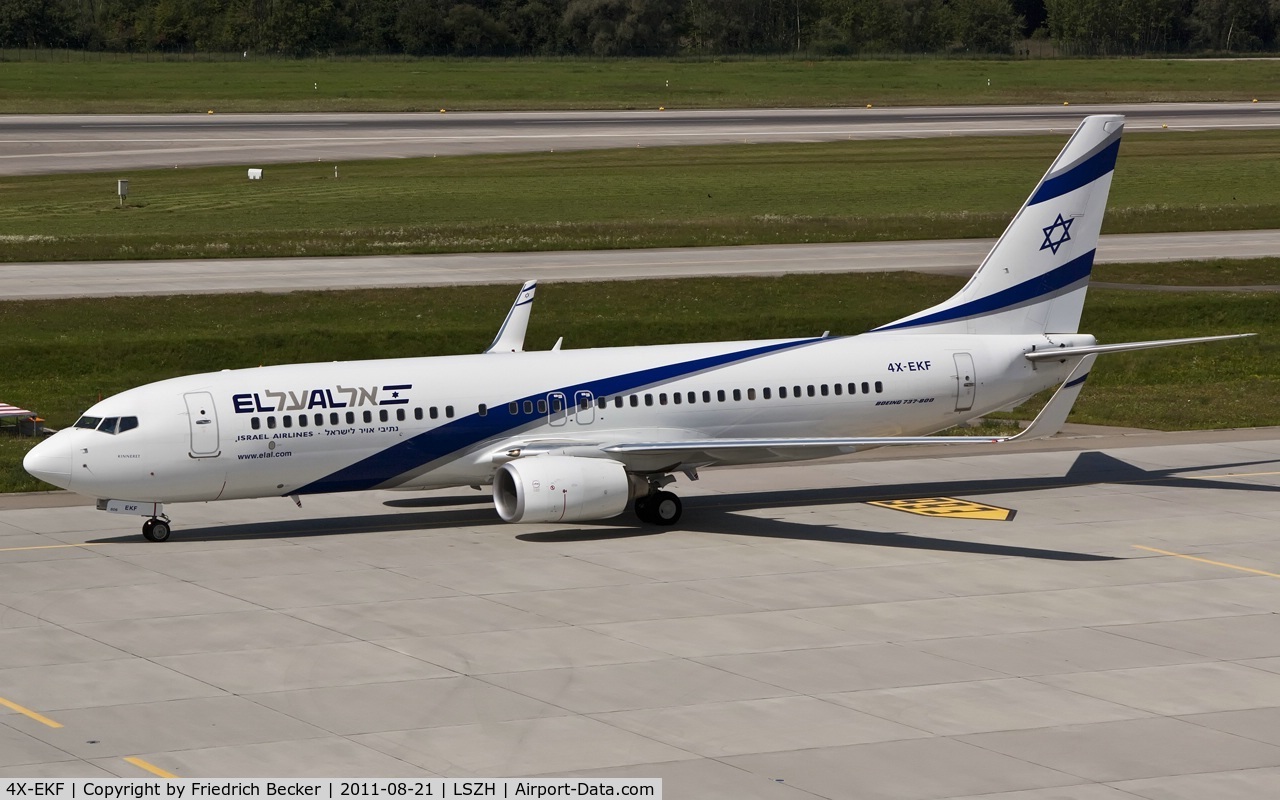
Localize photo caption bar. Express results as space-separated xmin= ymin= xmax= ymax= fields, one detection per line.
xmin=1 ymin=781 xmax=661 ymax=800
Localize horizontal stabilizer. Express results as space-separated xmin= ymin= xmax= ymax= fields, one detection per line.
xmin=1025 ymin=333 xmax=1255 ymax=362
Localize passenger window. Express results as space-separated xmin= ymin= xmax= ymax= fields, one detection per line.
xmin=431 ymin=407 xmax=440 ymax=419
xmin=251 ymin=417 xmax=261 ymax=430
xmin=875 ymin=381 xmax=884 ymax=393
xmin=362 ymin=410 xmax=372 ymax=424
xmin=551 ymin=396 xmax=564 ymax=413
xmin=834 ymin=384 xmax=843 ymax=396
xmin=629 ymin=396 xmax=638 ymax=408
xmin=779 ymin=386 xmax=788 ymax=399
xmin=747 ymin=388 xmax=756 ymax=400
xmin=445 ymin=406 xmax=454 ymax=418
xmin=598 ymin=397 xmax=607 ymax=410
xmin=717 ymin=390 xmax=726 ymax=402
xmin=644 ymin=394 xmax=654 ymax=407
xmin=397 ymin=408 xmax=405 ymax=421
xmin=330 ymin=412 xmax=339 ymax=425
xmin=659 ymin=393 xmax=667 ymax=406
xmin=99 ymin=417 xmax=119 ymax=434
xmin=849 ymin=382 xmax=857 ymax=394
xmin=412 ymin=408 xmax=421 ymax=421
xmin=524 ymin=400 xmax=534 ymax=414
xmin=807 ymin=385 xmax=816 ymax=397
xmin=688 ymin=391 xmax=696 ymax=404
xmin=346 ymin=411 xmax=355 ymax=425
xmin=702 ymin=391 xmax=711 ymax=403
xmin=762 ymin=387 xmax=771 ymax=400
xmin=478 ymin=404 xmax=487 ymax=417
xmin=793 ymin=385 xmax=801 ymax=397
xmin=536 ymin=400 xmax=546 ymax=414
xmin=673 ymin=393 xmax=681 ymax=405
xmin=821 ymin=384 xmax=829 ymax=396
xmin=862 ymin=382 xmax=871 ymax=394
xmin=579 ymin=396 xmax=590 ymax=411
xmin=509 ymin=402 xmax=519 ymax=415
xmin=267 ymin=417 xmax=277 ymax=429
xmin=614 ymin=397 xmax=623 ymax=408
xmin=74 ymin=416 xmax=102 ymax=430
xmin=733 ymin=389 xmax=742 ymax=401
xmin=315 ymin=413 xmax=324 ymax=426
xmin=297 ymin=414 xmax=307 ymax=428
xmin=380 ymin=409 xmax=389 ymax=422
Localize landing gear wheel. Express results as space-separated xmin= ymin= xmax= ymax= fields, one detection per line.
xmin=634 ymin=495 xmax=655 ymax=524
xmin=142 ymin=518 xmax=171 ymax=542
xmin=650 ymin=491 xmax=682 ymax=526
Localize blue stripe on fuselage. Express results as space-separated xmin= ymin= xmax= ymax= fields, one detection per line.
xmin=871 ymin=249 xmax=1095 ymax=332
xmin=293 ymin=337 xmax=825 ymax=495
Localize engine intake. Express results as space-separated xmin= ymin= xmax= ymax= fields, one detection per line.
xmin=493 ymin=456 xmax=630 ymax=523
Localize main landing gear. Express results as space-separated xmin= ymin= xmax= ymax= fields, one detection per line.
xmin=634 ymin=490 xmax=682 ymax=526
xmin=142 ymin=515 xmax=172 ymax=542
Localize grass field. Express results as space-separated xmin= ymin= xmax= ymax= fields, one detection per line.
xmin=0 ymin=57 xmax=1276 ymax=113
xmin=2 ymin=270 xmax=1276 ymax=492
xmin=3 ymin=130 xmax=1280 ymax=262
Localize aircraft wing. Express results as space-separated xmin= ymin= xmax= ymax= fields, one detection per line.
xmin=506 ymin=355 xmax=1098 ymax=468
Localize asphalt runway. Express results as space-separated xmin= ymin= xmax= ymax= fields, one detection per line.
xmin=2 ymin=102 xmax=1278 ymax=175
xmin=5 ymin=229 xmax=1280 ymax=300
xmin=3 ymin=428 xmax=1280 ymax=796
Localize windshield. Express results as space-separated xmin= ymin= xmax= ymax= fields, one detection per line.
xmin=74 ymin=416 xmax=102 ymax=429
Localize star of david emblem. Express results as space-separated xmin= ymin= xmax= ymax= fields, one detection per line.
xmin=1040 ymin=213 xmax=1074 ymax=255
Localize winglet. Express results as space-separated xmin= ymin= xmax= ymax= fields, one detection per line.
xmin=1007 ymin=354 xmax=1096 ymax=442
xmin=486 ymin=280 xmax=537 ymax=354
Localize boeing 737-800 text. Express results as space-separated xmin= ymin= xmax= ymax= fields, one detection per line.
xmin=24 ymin=115 xmax=1251 ymax=541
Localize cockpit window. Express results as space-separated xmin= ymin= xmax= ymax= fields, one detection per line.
xmin=77 ymin=415 xmax=139 ymax=434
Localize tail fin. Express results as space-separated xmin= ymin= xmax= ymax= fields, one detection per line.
xmin=874 ymin=115 xmax=1124 ymax=336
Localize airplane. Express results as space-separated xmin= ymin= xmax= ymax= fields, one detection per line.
xmin=23 ymin=114 xmax=1253 ymax=542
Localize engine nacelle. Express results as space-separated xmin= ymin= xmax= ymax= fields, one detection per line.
xmin=493 ymin=456 xmax=631 ymax=523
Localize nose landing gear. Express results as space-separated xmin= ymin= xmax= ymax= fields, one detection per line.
xmin=142 ymin=516 xmax=172 ymax=542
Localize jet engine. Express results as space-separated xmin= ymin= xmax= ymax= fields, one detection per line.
xmin=493 ymin=456 xmax=631 ymax=523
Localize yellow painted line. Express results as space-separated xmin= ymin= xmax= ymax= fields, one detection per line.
xmin=1133 ymin=545 xmax=1280 ymax=579
xmin=0 ymin=543 xmax=107 ymax=553
xmin=0 ymin=696 xmax=63 ymax=728
xmin=124 ymin=757 xmax=178 ymax=779
xmin=867 ymin=497 xmax=1016 ymax=521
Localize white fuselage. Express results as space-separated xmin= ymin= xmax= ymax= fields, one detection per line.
xmin=31 ymin=331 xmax=1093 ymax=505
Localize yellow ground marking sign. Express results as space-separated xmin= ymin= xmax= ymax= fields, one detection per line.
xmin=124 ymin=757 xmax=178 ymax=779
xmin=868 ymin=497 xmax=1016 ymax=521
xmin=0 ymin=696 xmax=63 ymax=728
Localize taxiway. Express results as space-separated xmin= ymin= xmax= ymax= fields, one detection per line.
xmin=3 ymin=429 xmax=1280 ymax=797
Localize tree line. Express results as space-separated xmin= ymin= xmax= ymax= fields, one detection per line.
xmin=1 ymin=0 xmax=1276 ymax=57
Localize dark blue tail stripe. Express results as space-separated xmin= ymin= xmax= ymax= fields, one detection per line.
xmin=872 ymin=249 xmax=1096 ymax=332
xmin=1029 ymin=140 xmax=1119 ymax=206
xmin=294 ymin=337 xmax=824 ymax=495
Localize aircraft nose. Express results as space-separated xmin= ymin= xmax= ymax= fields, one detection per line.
xmin=23 ymin=434 xmax=72 ymax=490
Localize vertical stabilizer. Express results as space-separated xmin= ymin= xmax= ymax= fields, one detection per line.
xmin=874 ymin=115 xmax=1123 ymax=335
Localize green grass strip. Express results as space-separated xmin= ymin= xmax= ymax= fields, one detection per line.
xmin=4 ymin=131 xmax=1280 ymax=262
xmin=0 ymin=57 xmax=1276 ymax=113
